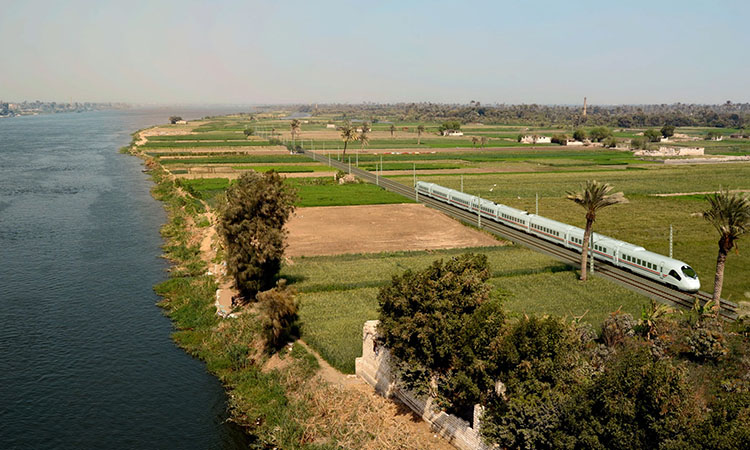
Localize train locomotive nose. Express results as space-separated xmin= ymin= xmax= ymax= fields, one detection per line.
xmin=686 ymin=278 xmax=701 ymax=293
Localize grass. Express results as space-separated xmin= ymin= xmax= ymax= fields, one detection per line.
xmin=288 ymin=178 xmax=413 ymax=207
xmin=159 ymin=155 xmax=308 ymax=165
xmin=177 ymin=176 xmax=412 ymax=208
xmin=231 ymin=165 xmax=331 ymax=173
xmin=288 ymin=246 xmax=649 ymax=374
xmin=404 ymin=167 xmax=750 ymax=301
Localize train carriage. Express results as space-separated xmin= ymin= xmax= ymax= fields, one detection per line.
xmin=414 ymin=180 xmax=700 ymax=293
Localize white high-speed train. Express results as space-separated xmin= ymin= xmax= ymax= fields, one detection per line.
xmin=416 ymin=181 xmax=700 ymax=292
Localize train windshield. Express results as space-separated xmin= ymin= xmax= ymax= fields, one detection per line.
xmin=681 ymin=265 xmax=697 ymax=279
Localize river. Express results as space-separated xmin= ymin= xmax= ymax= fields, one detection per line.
xmin=0 ymin=108 xmax=252 ymax=449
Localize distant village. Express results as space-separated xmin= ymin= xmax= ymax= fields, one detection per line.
xmin=0 ymin=100 xmax=128 ymax=118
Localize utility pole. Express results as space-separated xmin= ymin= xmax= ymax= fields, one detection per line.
xmin=460 ymin=175 xmax=464 ymax=192
xmin=413 ymin=163 xmax=416 ymax=187
xmin=590 ymin=234 xmax=594 ymax=274
xmin=535 ymin=193 xmax=539 ymax=215
xmin=669 ymin=225 xmax=673 ymax=259
xmin=348 ymin=157 xmax=351 ymax=174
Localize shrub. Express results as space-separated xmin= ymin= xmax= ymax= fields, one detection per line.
xmin=573 ymin=129 xmax=587 ymax=141
xmin=563 ymin=346 xmax=698 ymax=450
xmin=589 ymin=127 xmax=612 ymax=142
xmin=257 ymin=280 xmax=299 ymax=350
xmin=687 ymin=321 xmax=728 ymax=361
xmin=601 ymin=309 xmax=636 ymax=347
xmin=631 ymin=136 xmax=648 ymax=149
xmin=377 ymin=253 xmax=496 ymax=413
xmin=644 ymin=128 xmax=662 ymax=142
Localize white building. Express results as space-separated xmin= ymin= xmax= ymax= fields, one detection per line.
xmin=441 ymin=130 xmax=464 ymax=136
xmin=326 ymin=123 xmax=336 ymax=129
xmin=520 ymin=135 xmax=551 ymax=144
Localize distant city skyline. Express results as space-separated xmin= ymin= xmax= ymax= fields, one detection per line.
xmin=1 ymin=0 xmax=748 ymax=105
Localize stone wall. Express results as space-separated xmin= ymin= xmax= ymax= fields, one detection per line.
xmin=355 ymin=320 xmax=492 ymax=450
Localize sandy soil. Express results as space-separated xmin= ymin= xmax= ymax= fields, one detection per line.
xmin=285 ymin=203 xmax=501 ymax=257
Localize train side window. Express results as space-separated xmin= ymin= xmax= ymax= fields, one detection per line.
xmin=668 ymin=270 xmax=681 ymax=281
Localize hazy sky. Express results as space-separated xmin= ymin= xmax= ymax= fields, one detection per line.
xmin=1 ymin=0 xmax=748 ymax=105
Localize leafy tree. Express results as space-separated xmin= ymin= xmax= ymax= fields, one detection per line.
xmin=257 ymin=279 xmax=298 ymax=349
xmin=630 ymin=136 xmax=648 ymax=150
xmin=218 ymin=171 xmax=297 ymax=300
xmin=566 ymin=181 xmax=628 ymax=281
xmin=703 ymin=190 xmax=750 ymax=303
xmin=471 ymin=136 xmax=479 ymax=147
xmin=438 ymin=120 xmax=462 ymax=134
xmin=480 ymin=316 xmax=585 ymax=449
xmin=661 ymin=124 xmax=675 ymax=137
xmin=339 ymin=122 xmax=356 ymax=155
xmin=243 ymin=126 xmax=255 ymax=137
xmin=416 ymin=124 xmax=425 ymax=145
xmin=169 ymin=116 xmax=182 ymax=124
xmin=572 ymin=129 xmax=587 ymax=141
xmin=603 ymin=136 xmax=618 ymax=148
xmin=389 ymin=124 xmax=396 ymax=138
xmin=360 ymin=121 xmax=371 ymax=134
xmin=551 ymin=133 xmax=569 ymax=145
xmin=644 ymin=128 xmax=661 ymax=142
xmin=588 ymin=126 xmax=612 ymax=142
xmin=377 ymin=254 xmax=496 ymax=414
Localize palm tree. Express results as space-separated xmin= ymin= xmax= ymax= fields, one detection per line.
xmin=417 ymin=124 xmax=425 ymax=145
xmin=389 ymin=124 xmax=396 ymax=138
xmin=703 ymin=190 xmax=750 ymax=303
xmin=566 ymin=180 xmax=628 ymax=281
xmin=358 ymin=130 xmax=370 ymax=151
xmin=340 ymin=122 xmax=356 ymax=155
xmin=290 ymin=119 xmax=301 ymax=141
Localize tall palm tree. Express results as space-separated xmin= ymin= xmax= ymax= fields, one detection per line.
xmin=290 ymin=119 xmax=301 ymax=141
xmin=703 ymin=190 xmax=750 ymax=303
xmin=417 ymin=124 xmax=425 ymax=145
xmin=566 ymin=180 xmax=628 ymax=281
xmin=340 ymin=122 xmax=356 ymax=155
xmin=358 ymin=130 xmax=370 ymax=151
xmin=389 ymin=124 xmax=396 ymax=138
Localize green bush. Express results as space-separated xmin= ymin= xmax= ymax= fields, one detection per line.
xmin=377 ymin=253 xmax=495 ymax=414
xmin=257 ymin=280 xmax=299 ymax=350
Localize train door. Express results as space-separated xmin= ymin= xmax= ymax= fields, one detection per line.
xmin=471 ymin=197 xmax=480 ymax=213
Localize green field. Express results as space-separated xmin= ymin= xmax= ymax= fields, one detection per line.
xmin=153 ymin=116 xmax=750 ymax=377
xmin=402 ymin=164 xmax=750 ymax=301
xmin=230 ymin=165 xmax=331 ymax=173
xmin=177 ymin=176 xmax=410 ymax=208
xmin=288 ymin=246 xmax=649 ymax=374
xmin=287 ymin=178 xmax=412 ymax=207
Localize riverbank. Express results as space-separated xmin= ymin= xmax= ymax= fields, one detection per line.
xmin=125 ymin=128 xmax=454 ymax=449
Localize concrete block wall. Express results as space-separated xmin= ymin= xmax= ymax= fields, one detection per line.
xmin=355 ymin=320 xmax=492 ymax=450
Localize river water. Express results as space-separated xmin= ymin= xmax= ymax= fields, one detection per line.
xmin=0 ymin=108 xmax=252 ymax=449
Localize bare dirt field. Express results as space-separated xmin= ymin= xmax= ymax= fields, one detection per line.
xmin=285 ymin=203 xmax=501 ymax=257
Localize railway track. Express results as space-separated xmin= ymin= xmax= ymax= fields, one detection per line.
xmin=300 ymin=149 xmax=738 ymax=321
